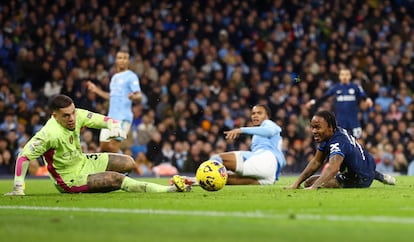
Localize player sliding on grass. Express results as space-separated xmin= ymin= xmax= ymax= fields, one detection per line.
xmin=174 ymin=104 xmax=286 ymax=185
xmin=286 ymin=110 xmax=395 ymax=189
xmin=5 ymin=94 xmax=189 ymax=195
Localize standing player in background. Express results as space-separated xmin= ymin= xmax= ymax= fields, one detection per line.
xmin=306 ymin=67 xmax=373 ymax=139
xmin=88 ymin=49 xmax=142 ymax=153
xmin=5 ymin=95 xmax=189 ymax=195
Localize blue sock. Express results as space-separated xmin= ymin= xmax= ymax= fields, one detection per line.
xmin=374 ymin=171 xmax=384 ymax=182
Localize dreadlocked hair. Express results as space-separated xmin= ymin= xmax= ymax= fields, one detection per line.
xmin=314 ymin=110 xmax=337 ymax=131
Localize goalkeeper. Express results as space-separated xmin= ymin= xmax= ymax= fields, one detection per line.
xmin=5 ymin=94 xmax=189 ymax=195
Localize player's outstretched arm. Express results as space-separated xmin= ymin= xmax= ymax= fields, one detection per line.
xmin=4 ymin=156 xmax=30 ymax=196
xmin=87 ymin=81 xmax=110 ymax=100
xmin=286 ymin=150 xmax=326 ymax=189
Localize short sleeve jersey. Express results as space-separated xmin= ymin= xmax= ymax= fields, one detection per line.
xmin=242 ymin=120 xmax=287 ymax=168
xmin=20 ymin=109 xmax=110 ymax=178
xmin=325 ymin=83 xmax=367 ymax=129
xmin=108 ymin=70 xmax=141 ymax=122
xmin=318 ymin=127 xmax=376 ymax=179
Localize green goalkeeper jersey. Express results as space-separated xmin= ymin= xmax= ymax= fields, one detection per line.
xmin=21 ymin=108 xmax=110 ymax=180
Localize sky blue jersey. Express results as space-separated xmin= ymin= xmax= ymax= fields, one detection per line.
xmin=318 ymin=127 xmax=376 ymax=180
xmin=241 ymin=120 xmax=286 ymax=168
xmin=108 ymin=70 xmax=141 ymax=122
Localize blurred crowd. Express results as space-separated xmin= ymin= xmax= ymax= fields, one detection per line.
xmin=1 ymin=0 xmax=414 ymax=177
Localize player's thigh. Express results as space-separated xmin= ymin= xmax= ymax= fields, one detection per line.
xmin=218 ymin=151 xmax=238 ymax=170
xmin=106 ymin=153 xmax=135 ymax=172
xmin=63 ymin=153 xmax=109 ymax=190
xmin=242 ymin=151 xmax=277 ymax=185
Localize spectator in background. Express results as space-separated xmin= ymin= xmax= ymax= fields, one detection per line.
xmin=376 ymin=152 xmax=395 ymax=174
xmin=375 ymin=87 xmax=394 ymax=114
xmin=152 ymin=141 xmax=179 ymax=177
xmin=0 ymin=111 xmax=17 ymax=133
xmin=182 ymin=141 xmax=206 ymax=173
xmin=134 ymin=152 xmax=153 ymax=176
xmin=146 ymin=131 xmax=163 ymax=165
xmin=172 ymin=140 xmax=189 ymax=172
xmin=0 ymin=136 xmax=12 ymax=174
xmin=43 ymin=68 xmax=64 ymax=100
xmin=136 ymin=109 xmax=157 ymax=146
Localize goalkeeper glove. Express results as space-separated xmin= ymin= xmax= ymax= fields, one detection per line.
xmin=108 ymin=120 xmax=127 ymax=139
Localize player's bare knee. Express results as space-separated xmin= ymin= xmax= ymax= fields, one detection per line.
xmin=303 ymin=179 xmax=312 ymax=188
xmin=112 ymin=172 xmax=126 ymax=185
xmin=124 ymin=155 xmax=136 ymax=169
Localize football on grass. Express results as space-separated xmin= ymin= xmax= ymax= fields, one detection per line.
xmin=196 ymin=160 xmax=228 ymax=191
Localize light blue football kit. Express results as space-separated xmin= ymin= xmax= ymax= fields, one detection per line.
xmin=100 ymin=70 xmax=141 ymax=142
xmin=213 ymin=120 xmax=286 ymax=184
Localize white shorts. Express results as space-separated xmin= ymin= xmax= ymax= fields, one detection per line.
xmin=99 ymin=120 xmax=131 ymax=142
xmin=234 ymin=150 xmax=278 ymax=185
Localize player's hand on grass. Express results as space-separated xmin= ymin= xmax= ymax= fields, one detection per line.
xmin=284 ymin=184 xmax=300 ymax=190
xmin=304 ymin=186 xmax=318 ymax=190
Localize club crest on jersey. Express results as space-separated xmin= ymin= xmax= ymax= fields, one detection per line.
xmin=330 ymin=143 xmax=341 ymax=153
xmin=348 ymin=88 xmax=355 ymax=94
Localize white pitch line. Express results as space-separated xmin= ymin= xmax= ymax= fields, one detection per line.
xmin=1 ymin=205 xmax=414 ymax=224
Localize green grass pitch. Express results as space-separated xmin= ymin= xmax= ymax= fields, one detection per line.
xmin=1 ymin=176 xmax=414 ymax=242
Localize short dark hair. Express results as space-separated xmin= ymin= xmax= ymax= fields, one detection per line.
xmin=50 ymin=94 xmax=73 ymax=111
xmin=118 ymin=48 xmax=130 ymax=55
xmin=314 ymin=110 xmax=337 ymax=130
xmin=254 ymin=104 xmax=271 ymax=118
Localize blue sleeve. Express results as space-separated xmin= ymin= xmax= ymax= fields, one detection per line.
xmin=240 ymin=120 xmax=280 ymax=137
xmin=357 ymin=84 xmax=367 ymax=99
xmin=314 ymin=85 xmax=337 ymax=106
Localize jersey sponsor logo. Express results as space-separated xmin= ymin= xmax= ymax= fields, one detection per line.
xmin=330 ymin=143 xmax=341 ymax=153
xmin=62 ymin=150 xmax=81 ymax=159
xmin=336 ymin=95 xmax=356 ymax=102
xmin=87 ymin=112 xmax=93 ymax=119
